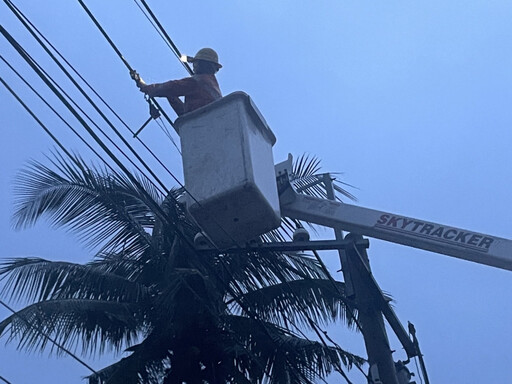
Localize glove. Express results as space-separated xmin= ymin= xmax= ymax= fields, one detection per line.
xmin=139 ymin=83 xmax=156 ymax=96
xmin=130 ymin=69 xmax=147 ymax=89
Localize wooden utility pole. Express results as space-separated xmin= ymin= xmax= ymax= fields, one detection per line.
xmin=343 ymin=233 xmax=399 ymax=384
xmin=323 ymin=176 xmax=399 ymax=383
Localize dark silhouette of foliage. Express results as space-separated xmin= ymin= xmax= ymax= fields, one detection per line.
xmin=0 ymin=153 xmax=363 ymax=383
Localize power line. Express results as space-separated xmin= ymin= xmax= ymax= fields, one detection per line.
xmin=0 ymin=25 xmax=172 ymax=230
xmin=134 ymin=0 xmax=193 ymax=76
xmin=0 ymin=75 xmax=75 ymax=164
xmin=2 ymin=0 xmax=182 ymax=189
xmin=154 ymin=116 xmax=181 ymax=154
xmin=74 ymin=0 xmax=251 ymax=250
xmin=26 ymin=53 xmax=167 ymax=195
xmin=1 ymin=32 xmax=166 ymax=199
xmin=0 ymin=56 xmax=120 ymax=176
xmin=76 ymin=0 xmax=177 ymax=131
xmin=0 ymin=74 xmax=155 ymax=253
xmin=0 ymin=375 xmax=13 ymax=384
xmin=3 ymin=0 xmax=170 ymax=197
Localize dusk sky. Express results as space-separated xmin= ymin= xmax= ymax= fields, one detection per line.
xmin=1 ymin=1 xmax=512 ymax=383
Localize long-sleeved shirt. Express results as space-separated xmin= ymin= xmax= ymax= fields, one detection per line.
xmin=144 ymin=74 xmax=222 ymax=116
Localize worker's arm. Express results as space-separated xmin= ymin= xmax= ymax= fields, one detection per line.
xmin=139 ymin=77 xmax=197 ymax=98
xmin=167 ymin=96 xmax=185 ymax=116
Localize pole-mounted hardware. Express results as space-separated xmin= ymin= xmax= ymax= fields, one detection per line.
xmin=408 ymin=322 xmax=430 ymax=384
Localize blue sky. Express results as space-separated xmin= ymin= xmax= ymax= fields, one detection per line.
xmin=1 ymin=1 xmax=512 ymax=383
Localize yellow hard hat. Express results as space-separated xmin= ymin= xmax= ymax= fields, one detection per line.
xmin=190 ymin=48 xmax=222 ymax=68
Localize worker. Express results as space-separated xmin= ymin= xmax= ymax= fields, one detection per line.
xmin=138 ymin=48 xmax=222 ymax=116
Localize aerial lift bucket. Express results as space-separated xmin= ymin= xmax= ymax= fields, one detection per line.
xmin=175 ymin=91 xmax=281 ymax=249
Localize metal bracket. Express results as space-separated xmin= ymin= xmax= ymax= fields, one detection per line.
xmin=196 ymin=238 xmax=369 ymax=254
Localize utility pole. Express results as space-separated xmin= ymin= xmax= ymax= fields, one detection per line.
xmin=324 ymin=176 xmax=399 ymax=383
xmin=323 ymin=175 xmax=354 ymax=297
xmin=343 ymin=233 xmax=399 ymax=384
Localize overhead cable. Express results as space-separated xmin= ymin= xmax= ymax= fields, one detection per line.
xmin=76 ymin=0 xmax=177 ymax=130
xmin=135 ymin=0 xmax=193 ymax=75
xmin=0 ymin=25 xmax=171 ymax=227
xmin=3 ymin=1 xmax=168 ymax=195
xmin=75 ymin=0 xmax=249 ymax=249
xmin=1 ymin=36 xmax=166 ymax=198
xmin=0 ymin=73 xmax=155 ymax=250
xmin=0 ymin=56 xmax=121 ymax=177
xmin=0 ymin=375 xmax=13 ymax=384
xmin=154 ymin=116 xmax=181 ymax=155
xmin=0 ymin=74 xmax=75 ymax=165
xmin=3 ymin=0 xmax=182 ymax=186
xmin=3 ymin=0 xmax=170 ymax=196
xmin=1 ymin=48 xmax=163 ymax=195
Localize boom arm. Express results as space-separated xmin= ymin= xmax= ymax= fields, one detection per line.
xmin=279 ymin=176 xmax=512 ymax=271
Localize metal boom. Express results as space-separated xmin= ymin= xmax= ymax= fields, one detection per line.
xmin=279 ymin=176 xmax=512 ymax=271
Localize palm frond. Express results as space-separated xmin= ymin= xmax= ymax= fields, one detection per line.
xmin=224 ymin=315 xmax=364 ymax=383
xmin=87 ymin=354 xmax=142 ymax=384
xmin=219 ymin=250 xmax=328 ymax=298
xmin=232 ymin=279 xmax=356 ymax=330
xmin=88 ymin=251 xmax=147 ymax=281
xmin=291 ymin=153 xmax=357 ymax=202
xmin=261 ymin=216 xmax=301 ymax=242
xmin=332 ymin=174 xmax=358 ymax=201
xmin=293 ymin=154 xmax=322 ymax=178
xmin=0 ymin=257 xmax=150 ymax=304
xmin=268 ymin=153 xmax=357 ymax=243
xmin=12 ymin=153 xmax=158 ymax=257
xmin=266 ymin=332 xmax=365 ymax=384
xmin=87 ymin=352 xmax=169 ymax=384
xmin=0 ymin=299 xmax=141 ymax=356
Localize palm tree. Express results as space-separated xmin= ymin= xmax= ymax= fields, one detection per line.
xmin=0 ymin=152 xmax=363 ymax=383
